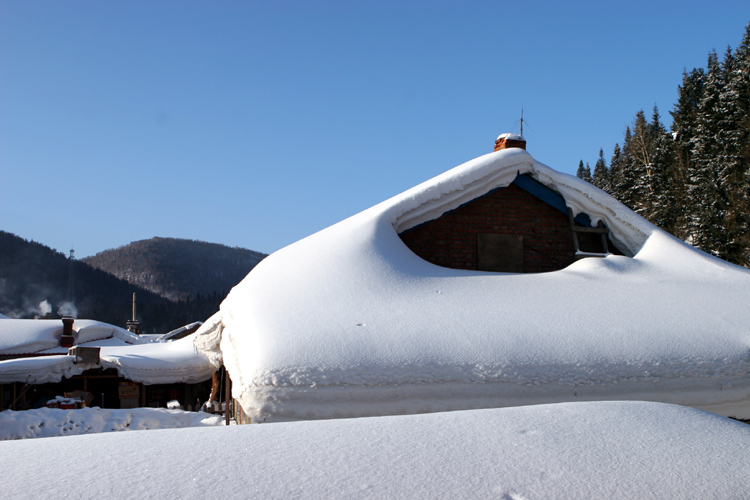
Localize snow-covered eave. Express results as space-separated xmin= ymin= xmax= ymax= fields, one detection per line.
xmin=97 ymin=333 xmax=217 ymax=385
xmin=0 ymin=356 xmax=96 ymax=385
xmin=0 ymin=333 xmax=217 ymax=385
xmin=384 ymin=148 xmax=653 ymax=257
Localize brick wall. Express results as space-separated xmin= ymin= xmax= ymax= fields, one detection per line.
xmin=398 ymin=183 xmax=610 ymax=273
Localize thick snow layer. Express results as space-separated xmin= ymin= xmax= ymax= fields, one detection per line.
xmin=0 ymin=318 xmax=216 ymax=384
xmin=199 ymin=148 xmax=750 ymax=422
xmin=0 ymin=319 xmax=65 ymax=354
xmin=98 ymin=334 xmax=216 ymax=384
xmin=0 ymin=319 xmax=145 ymax=355
xmin=0 ymin=338 xmax=216 ymax=385
xmin=0 ymin=407 xmax=222 ymax=440
xmin=0 ymin=355 xmax=93 ymax=384
xmin=1 ymin=402 xmax=749 ymax=499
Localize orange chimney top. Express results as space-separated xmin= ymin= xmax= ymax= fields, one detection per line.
xmin=494 ymin=133 xmax=526 ymax=152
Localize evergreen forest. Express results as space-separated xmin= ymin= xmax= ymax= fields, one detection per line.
xmin=577 ymin=22 xmax=750 ymax=268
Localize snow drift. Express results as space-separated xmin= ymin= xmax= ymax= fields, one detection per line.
xmin=2 ymin=402 xmax=750 ymax=499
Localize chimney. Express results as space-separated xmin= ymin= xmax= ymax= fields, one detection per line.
xmin=494 ymin=133 xmax=526 ymax=152
xmin=61 ymin=316 xmax=75 ymax=348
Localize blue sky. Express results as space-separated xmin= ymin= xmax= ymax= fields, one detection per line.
xmin=2 ymin=1 xmax=749 ymax=258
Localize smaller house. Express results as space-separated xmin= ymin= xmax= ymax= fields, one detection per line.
xmin=0 ymin=316 xmax=217 ymax=411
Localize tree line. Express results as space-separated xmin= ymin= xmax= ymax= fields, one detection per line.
xmin=577 ymin=22 xmax=750 ymax=268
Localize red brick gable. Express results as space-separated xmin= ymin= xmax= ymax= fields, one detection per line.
xmin=398 ymin=183 xmax=612 ymax=273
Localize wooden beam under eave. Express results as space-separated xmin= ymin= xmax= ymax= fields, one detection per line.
xmin=225 ymin=374 xmax=231 ymax=426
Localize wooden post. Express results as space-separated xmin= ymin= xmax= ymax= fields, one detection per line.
xmin=140 ymin=383 xmax=146 ymax=407
xmin=224 ymin=373 xmax=231 ymax=426
xmin=207 ymin=371 xmax=220 ymax=408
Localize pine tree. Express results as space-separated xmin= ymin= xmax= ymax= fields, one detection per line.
xmin=620 ymin=112 xmax=653 ymax=214
xmin=576 ymin=160 xmax=592 ymax=182
xmin=715 ymin=47 xmax=746 ymax=263
xmin=690 ymin=50 xmax=729 ymax=257
xmin=647 ymin=106 xmax=679 ymax=233
xmin=616 ymin=127 xmax=639 ymax=209
xmin=727 ymin=23 xmax=750 ymax=264
xmin=671 ymin=68 xmax=705 ymax=144
xmin=608 ymin=143 xmax=625 ymax=200
xmin=615 ymin=107 xmax=677 ymax=229
xmin=669 ymin=68 xmax=704 ymax=239
xmin=592 ymin=149 xmax=610 ymax=192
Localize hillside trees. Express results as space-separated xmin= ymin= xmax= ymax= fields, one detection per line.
xmin=83 ymin=237 xmax=266 ymax=301
xmin=0 ymin=231 xmax=260 ymax=332
xmin=0 ymin=231 xmax=177 ymax=331
xmin=578 ymin=22 xmax=750 ymax=267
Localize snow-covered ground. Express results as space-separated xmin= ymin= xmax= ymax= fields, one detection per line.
xmin=1 ymin=401 xmax=748 ymax=499
xmin=197 ymin=148 xmax=750 ymax=422
xmin=0 ymin=407 xmax=223 ymax=440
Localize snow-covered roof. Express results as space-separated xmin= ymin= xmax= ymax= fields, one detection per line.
xmin=0 ymin=319 xmax=145 ymax=355
xmin=0 ymin=319 xmax=215 ymax=385
xmin=2 ymin=402 xmax=750 ymax=499
xmin=196 ymin=148 xmax=750 ymax=423
xmin=496 ymin=132 xmax=524 ymax=141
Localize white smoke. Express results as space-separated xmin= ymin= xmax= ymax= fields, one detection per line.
xmin=37 ymin=300 xmax=52 ymax=319
xmin=57 ymin=301 xmax=78 ymax=318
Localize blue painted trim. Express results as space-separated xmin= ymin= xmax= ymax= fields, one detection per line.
xmin=512 ymin=173 xmax=592 ymax=227
xmin=511 ymin=173 xmax=567 ymax=214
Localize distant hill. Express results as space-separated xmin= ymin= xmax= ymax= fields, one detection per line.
xmin=82 ymin=237 xmax=266 ymax=301
xmin=0 ymin=231 xmax=183 ymax=332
